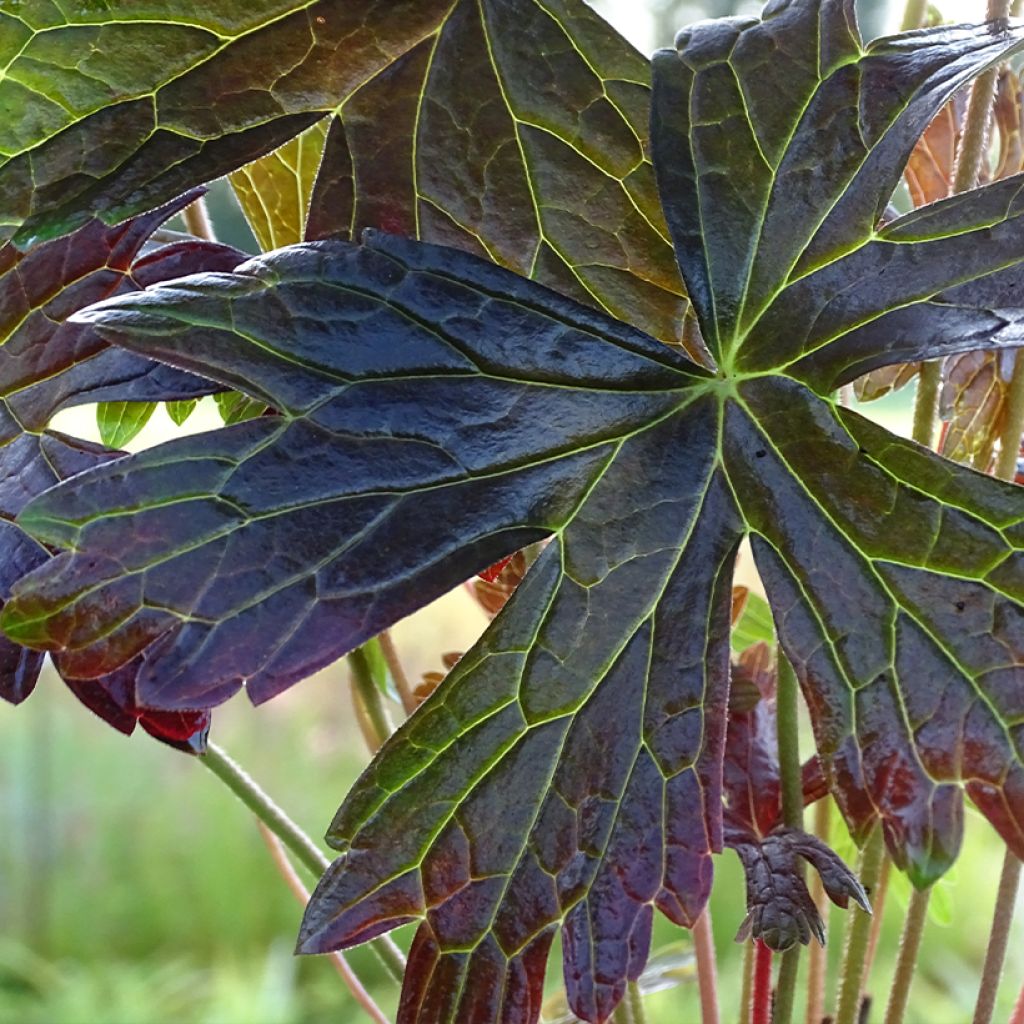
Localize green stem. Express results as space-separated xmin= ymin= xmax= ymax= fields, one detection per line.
xmin=349 ymin=645 xmax=394 ymax=751
xmin=202 ymin=741 xmax=329 ymax=876
xmin=882 ymin=886 xmax=930 ymax=1024
xmin=911 ymin=361 xmax=942 ymax=449
xmin=972 ymin=850 xmax=1022 ymax=1024
xmin=833 ymin=828 xmax=884 ymax=1024
xmin=996 ymin=349 xmax=1024 ymax=481
xmin=612 ymin=982 xmax=646 ymax=1024
xmin=900 ymin=0 xmax=928 ymax=29
xmin=627 ymin=980 xmax=647 ymax=1024
xmin=199 ymin=742 xmax=406 ymax=984
xmin=773 ymin=656 xmax=804 ymax=1024
xmin=776 ymin=658 xmax=803 ymax=830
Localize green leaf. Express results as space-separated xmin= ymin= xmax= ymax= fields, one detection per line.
xmin=215 ymin=391 xmax=267 ymax=425
xmin=359 ymin=637 xmax=397 ymax=702
xmin=166 ymin=399 xmax=198 ymax=427
xmin=97 ymin=401 xmax=156 ymax=449
xmin=731 ymin=591 xmax=774 ymax=653
xmin=9 ymin=3 xmax=1024 ymax=1021
xmin=0 ymin=1 xmax=458 ymax=247
xmin=304 ymin=0 xmax=688 ymax=348
xmin=229 ymin=119 xmax=330 ymax=250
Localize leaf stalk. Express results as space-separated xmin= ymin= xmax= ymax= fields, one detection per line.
xmin=772 ymin=656 xmax=803 ymax=1024
xmin=349 ymin=645 xmax=395 ymax=751
xmin=694 ymin=908 xmax=722 ymax=1024
xmin=882 ymin=886 xmax=930 ymax=1024
xmin=833 ymin=827 xmax=884 ymax=1024
xmin=972 ymin=851 xmax=1021 ymax=1024
xmin=199 ymin=742 xmax=406 ymax=983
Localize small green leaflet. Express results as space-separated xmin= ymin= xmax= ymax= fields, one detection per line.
xmin=97 ymin=401 xmax=156 ymax=449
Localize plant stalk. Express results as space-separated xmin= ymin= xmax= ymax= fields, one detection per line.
xmin=693 ymin=908 xmax=721 ymax=1024
xmin=1010 ymin=977 xmax=1024 ymax=1024
xmin=739 ymin=940 xmax=756 ymax=1024
xmin=378 ymin=629 xmax=417 ymax=715
xmin=349 ymin=645 xmax=394 ymax=751
xmin=862 ymin=854 xmax=892 ymax=986
xmin=628 ymin=979 xmax=647 ymax=1024
xmin=752 ymin=940 xmax=773 ymax=1024
xmin=882 ymin=886 xmax=930 ymax=1024
xmin=772 ymin=655 xmax=803 ymax=1024
xmin=183 ymin=195 xmax=215 ymax=241
xmin=805 ymin=798 xmax=830 ymax=1024
xmin=199 ymin=742 xmax=406 ymax=983
xmin=996 ymin=349 xmax=1024 ymax=481
xmin=911 ymin=362 xmax=942 ymax=449
xmin=900 ymin=0 xmax=929 ymax=30
xmin=972 ymin=851 xmax=1022 ymax=1024
xmin=833 ymin=827 xmax=884 ymax=1024
xmin=257 ymin=824 xmax=390 ymax=1024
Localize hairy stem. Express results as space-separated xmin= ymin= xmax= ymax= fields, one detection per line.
xmin=739 ymin=940 xmax=756 ymax=1024
xmin=833 ymin=827 xmax=884 ymax=1024
xmin=183 ymin=195 xmax=215 ymax=241
xmin=752 ymin=940 xmax=773 ymax=1024
xmin=199 ymin=742 xmax=406 ymax=983
xmin=972 ymin=851 xmax=1022 ymax=1024
xmin=378 ymin=630 xmax=417 ymax=715
xmin=805 ymin=799 xmax=830 ymax=1024
xmin=349 ymin=645 xmax=394 ymax=751
xmin=862 ymin=854 xmax=892 ymax=986
xmin=202 ymin=742 xmax=330 ymax=876
xmin=773 ymin=656 xmax=804 ymax=1024
xmin=911 ymin=362 xmax=942 ymax=449
xmin=882 ymin=886 xmax=930 ymax=1024
xmin=694 ymin=909 xmax=721 ymax=1024
xmin=996 ymin=349 xmax=1024 ymax=481
xmin=257 ymin=824 xmax=390 ymax=1024
xmin=952 ymin=0 xmax=1012 ymax=195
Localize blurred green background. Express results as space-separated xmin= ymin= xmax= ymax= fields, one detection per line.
xmin=2 ymin=0 xmax=1022 ymax=1021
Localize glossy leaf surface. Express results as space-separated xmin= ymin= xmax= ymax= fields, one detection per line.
xmin=0 ymin=1 xmax=456 ymax=247
xmin=9 ymin=2 xmax=1024 ymax=1020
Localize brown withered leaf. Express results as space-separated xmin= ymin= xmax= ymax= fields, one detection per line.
xmin=905 ymin=89 xmax=966 ymax=207
xmin=940 ymin=349 xmax=1014 ymax=470
xmin=993 ymin=69 xmax=1024 ymax=180
xmin=852 ymin=361 xmax=921 ymax=403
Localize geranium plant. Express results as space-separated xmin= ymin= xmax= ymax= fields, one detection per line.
xmin=3 ymin=0 xmax=1024 ymax=1021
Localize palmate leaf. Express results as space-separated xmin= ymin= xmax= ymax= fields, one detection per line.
xmin=0 ymin=190 xmax=241 ymax=745
xmin=0 ymin=0 xmax=463 ymax=247
xmin=8 ymin=1 xmax=1024 ymax=1021
xmin=302 ymin=0 xmax=688 ymax=348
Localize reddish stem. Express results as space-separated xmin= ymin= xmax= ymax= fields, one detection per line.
xmin=1010 ymin=979 xmax=1024 ymax=1024
xmin=752 ymin=939 xmax=773 ymax=1024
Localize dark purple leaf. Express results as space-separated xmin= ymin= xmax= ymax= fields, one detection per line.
xmin=8 ymin=2 xmax=1024 ymax=1020
xmin=0 ymin=191 xmax=242 ymax=747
